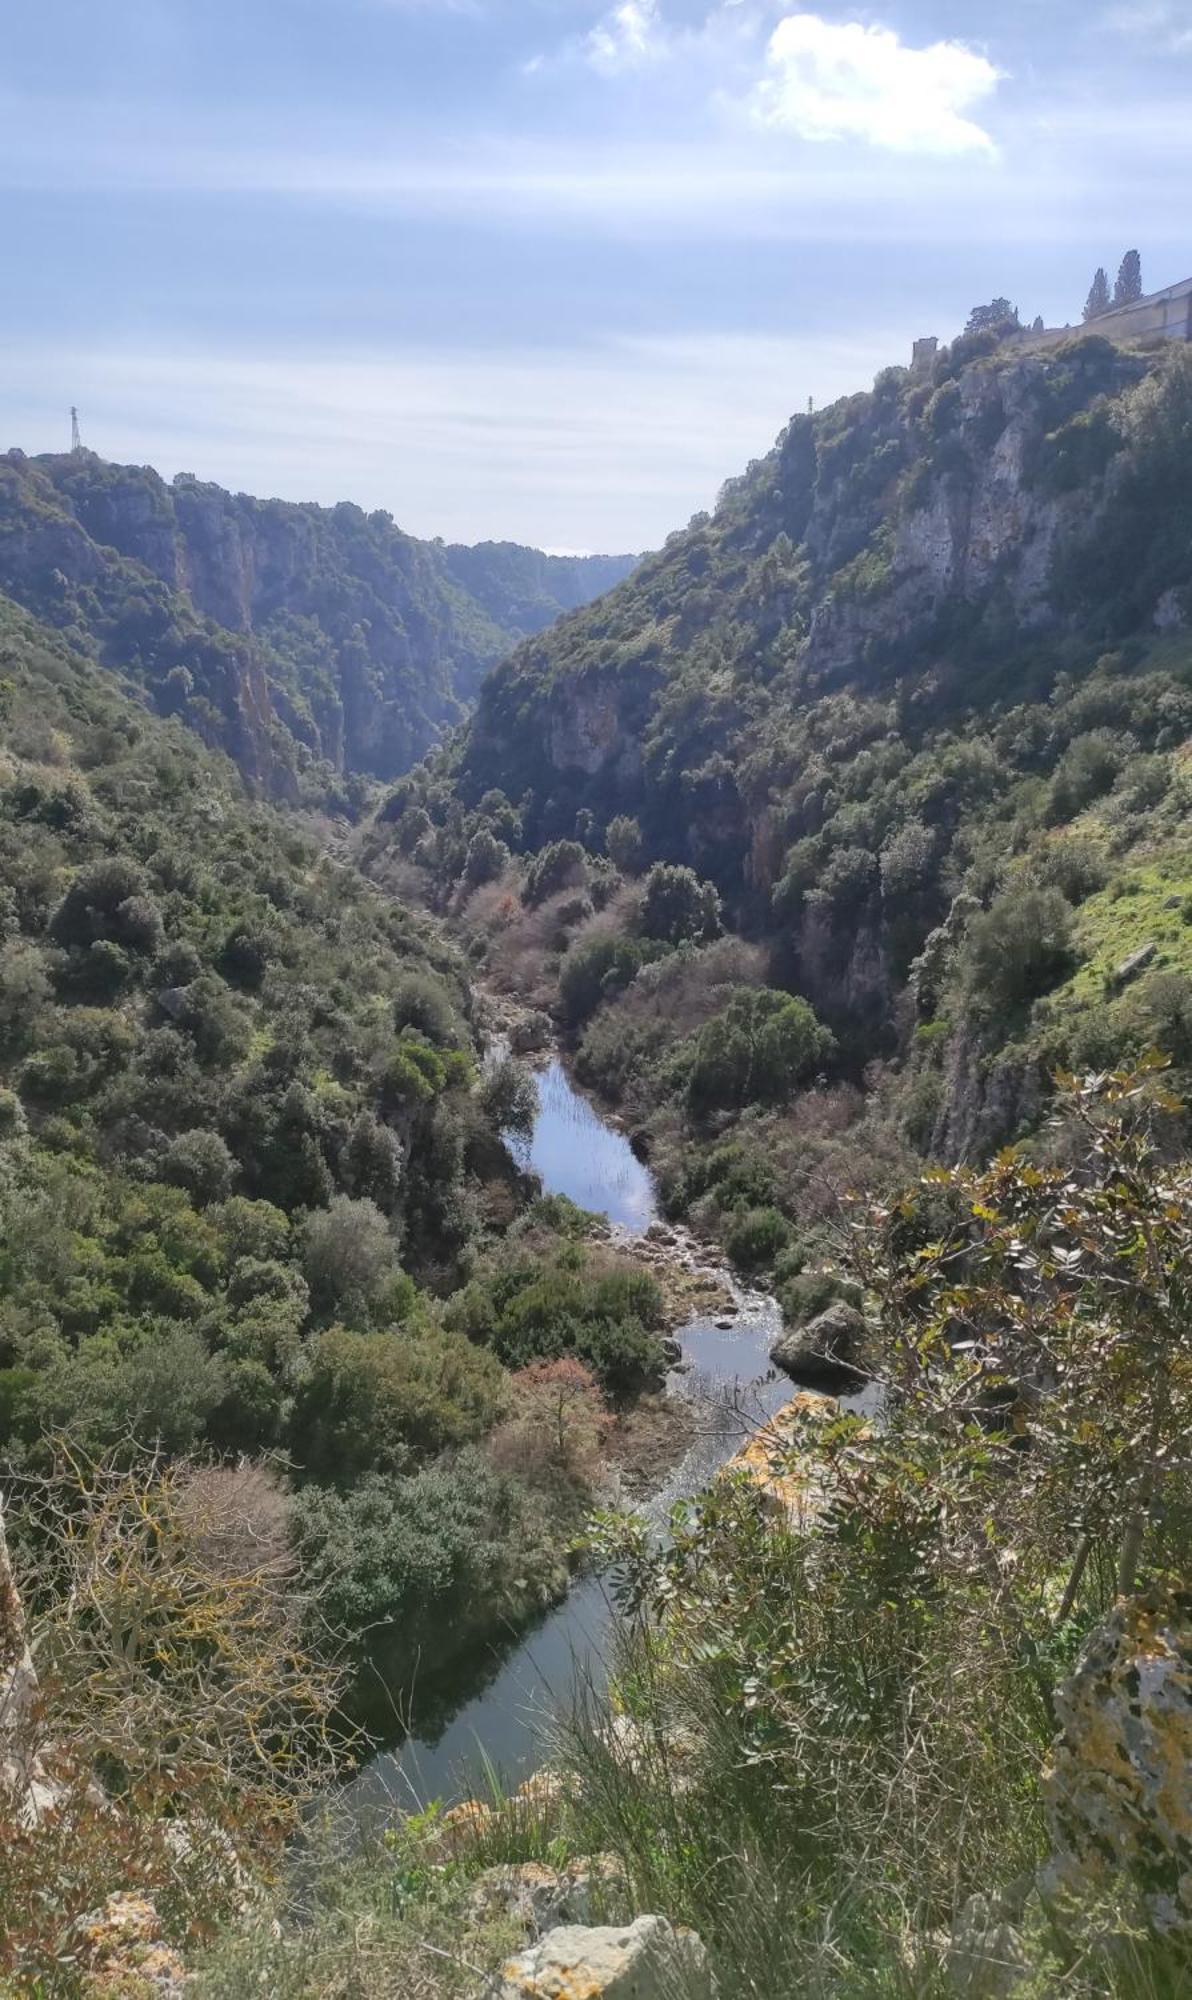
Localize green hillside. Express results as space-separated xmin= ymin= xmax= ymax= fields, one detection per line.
xmin=0 ymin=450 xmax=635 ymax=802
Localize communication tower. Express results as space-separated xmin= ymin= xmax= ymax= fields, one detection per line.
xmin=70 ymin=407 xmax=82 ymax=454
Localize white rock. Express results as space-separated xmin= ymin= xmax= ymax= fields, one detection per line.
xmin=492 ymin=1915 xmax=715 ymax=1997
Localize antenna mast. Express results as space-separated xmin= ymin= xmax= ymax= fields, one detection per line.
xmin=70 ymin=407 xmax=82 ymax=454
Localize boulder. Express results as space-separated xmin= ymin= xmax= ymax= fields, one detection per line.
xmin=491 ymin=1916 xmax=714 ymax=1998
xmin=512 ymin=1012 xmax=552 ymax=1056
xmin=468 ymin=1855 xmax=627 ymax=1935
xmin=1109 ymin=940 xmax=1157 ymax=990
xmin=770 ymin=1301 xmax=868 ymax=1392
xmin=1040 ymin=1588 xmax=1192 ymax=1936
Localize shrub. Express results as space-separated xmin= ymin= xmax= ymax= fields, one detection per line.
xmin=606 ymin=814 xmax=644 ymax=874
xmin=158 ymin=1128 xmax=239 ymax=1206
xmin=558 ymin=933 xmax=654 ymax=1026
xmin=480 ymin=1055 xmax=537 ymax=1137
xmin=302 ymin=1196 xmax=403 ymax=1325
xmin=448 ymin=1258 xmax=666 ymax=1397
xmin=288 ymin=1324 xmax=508 ymax=1483
xmin=724 ymin=1206 xmax=792 ymax=1274
xmin=687 ymin=988 xmax=834 ymax=1116
xmin=49 ymin=858 xmax=163 ymax=955
xmin=959 ymin=887 xmax=1077 ymax=1014
xmin=640 ymin=863 xmax=721 ymax=946
xmin=391 ymin=970 xmax=461 ymax=1046
xmin=522 ymin=840 xmax=588 ymax=908
xmin=289 ymin=1447 xmax=556 ymax=1647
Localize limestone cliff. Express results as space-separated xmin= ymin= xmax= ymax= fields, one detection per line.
xmin=0 ymin=451 xmax=634 ymax=797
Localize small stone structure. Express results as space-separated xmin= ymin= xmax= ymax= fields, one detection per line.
xmin=1015 ymin=274 xmax=1192 ymax=352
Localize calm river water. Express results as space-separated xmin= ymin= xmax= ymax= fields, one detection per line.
xmin=348 ymin=1058 xmax=870 ymax=1820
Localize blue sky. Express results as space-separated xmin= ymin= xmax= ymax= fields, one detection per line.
xmin=3 ymin=0 xmax=1191 ymax=550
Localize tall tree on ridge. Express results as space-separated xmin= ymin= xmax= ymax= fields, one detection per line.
xmin=1084 ymin=267 xmax=1112 ymax=321
xmin=1114 ymin=249 xmax=1143 ymax=306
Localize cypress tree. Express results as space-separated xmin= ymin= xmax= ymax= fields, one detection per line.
xmin=1114 ymin=249 xmax=1143 ymax=306
xmin=1083 ymin=268 xmax=1111 ymax=321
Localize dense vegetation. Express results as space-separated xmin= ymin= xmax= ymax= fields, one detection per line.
xmin=373 ymin=333 xmax=1192 ymax=1278
xmin=7 ymin=318 xmax=1192 ymax=1998
xmin=0 ymin=589 xmax=671 ymax=1987
xmin=0 ymin=451 xmax=634 ymax=801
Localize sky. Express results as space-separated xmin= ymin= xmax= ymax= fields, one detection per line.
xmin=3 ymin=0 xmax=1191 ymax=552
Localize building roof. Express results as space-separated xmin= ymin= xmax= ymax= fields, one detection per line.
xmin=1096 ymin=274 xmax=1192 ymax=323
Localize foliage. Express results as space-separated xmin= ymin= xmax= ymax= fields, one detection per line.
xmin=1084 ymin=267 xmax=1112 ymax=321
xmin=289 ymin=1446 xmax=561 ymax=1648
xmin=0 ymin=1453 xmax=346 ymax=1993
xmin=687 ymin=988 xmax=834 ymax=1116
xmin=640 ymin=863 xmax=721 ymax=947
xmin=288 ymin=1324 xmax=509 ymax=1484
xmin=445 ymin=1251 xmax=666 ymax=1397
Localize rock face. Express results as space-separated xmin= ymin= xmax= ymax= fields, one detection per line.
xmin=0 ymin=1495 xmax=59 ymax=1822
xmin=0 ymin=450 xmax=633 ymax=794
xmin=770 ymin=1302 xmax=868 ymax=1392
xmin=492 ymin=1916 xmax=715 ymax=1999
xmin=468 ymin=1856 xmax=627 ymax=1936
xmin=1040 ymin=1588 xmax=1192 ymax=1936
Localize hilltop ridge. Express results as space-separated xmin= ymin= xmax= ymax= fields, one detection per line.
xmin=0 ymin=448 xmax=635 ymax=802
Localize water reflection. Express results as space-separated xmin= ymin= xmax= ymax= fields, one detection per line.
xmin=506 ymin=1060 xmax=657 ymax=1232
xmin=348 ymin=1058 xmax=869 ymax=1820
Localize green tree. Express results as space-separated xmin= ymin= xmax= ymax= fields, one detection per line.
xmin=606 ymin=814 xmax=644 ymax=875
xmin=288 ymin=1324 xmax=508 ymax=1483
xmin=640 ymin=863 xmax=721 ymax=946
xmin=687 ymin=988 xmax=834 ymax=1116
xmin=965 ymin=298 xmax=1019 ymax=335
xmin=1113 ymin=248 xmax=1143 ymax=306
xmin=1083 ymin=267 xmax=1111 ymax=321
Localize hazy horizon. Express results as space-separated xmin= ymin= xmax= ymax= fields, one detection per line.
xmin=4 ymin=0 xmax=1191 ymax=549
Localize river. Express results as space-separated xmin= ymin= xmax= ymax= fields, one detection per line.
xmin=348 ymin=1057 xmax=875 ymax=1821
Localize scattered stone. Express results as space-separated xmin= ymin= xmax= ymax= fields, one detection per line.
xmin=1040 ymin=1587 xmax=1192 ymax=1937
xmin=947 ymin=1882 xmax=1038 ymax=1997
xmin=714 ymin=1318 xmax=735 ymax=1331
xmin=78 ymin=1893 xmax=189 ymax=1996
xmin=1109 ymin=940 xmax=1158 ymax=990
xmin=468 ymin=1855 xmax=627 ymax=1935
xmin=491 ymin=1915 xmax=715 ymax=1998
xmin=645 ymin=1223 xmax=676 ymax=1247
xmin=511 ymin=1011 xmax=552 ymax=1056
xmin=770 ymin=1301 xmax=869 ymax=1392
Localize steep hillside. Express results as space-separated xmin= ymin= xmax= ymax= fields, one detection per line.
xmin=0 ymin=450 xmax=634 ymax=801
xmin=376 ymin=329 xmax=1192 ymax=1186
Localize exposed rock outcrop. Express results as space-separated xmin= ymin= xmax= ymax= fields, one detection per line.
xmin=490 ymin=1915 xmax=715 ymax=1999
xmin=1040 ymin=1588 xmax=1192 ymax=1936
xmin=0 ymin=451 xmax=633 ymax=793
xmin=770 ymin=1301 xmax=869 ymax=1392
xmin=0 ymin=1494 xmax=56 ymax=1822
xmin=468 ymin=1856 xmax=627 ymax=1936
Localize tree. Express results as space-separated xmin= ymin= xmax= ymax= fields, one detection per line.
xmin=288 ymin=1324 xmax=507 ymax=1482
xmin=606 ymin=814 xmax=644 ymax=875
xmin=158 ymin=1127 xmax=238 ymax=1206
xmin=1083 ymin=267 xmax=1111 ymax=321
xmin=687 ymin=988 xmax=834 ymax=1116
xmin=640 ymin=863 xmax=721 ymax=947
xmin=965 ymin=298 xmax=1020 ymax=335
xmin=1113 ymin=248 xmax=1143 ymax=307
xmin=302 ymin=1196 xmax=401 ymax=1324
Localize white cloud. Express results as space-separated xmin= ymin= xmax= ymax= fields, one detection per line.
xmin=1101 ymin=2 xmax=1192 ymax=49
xmin=585 ymin=0 xmax=665 ymax=74
xmin=751 ymin=13 xmax=1001 ymax=155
